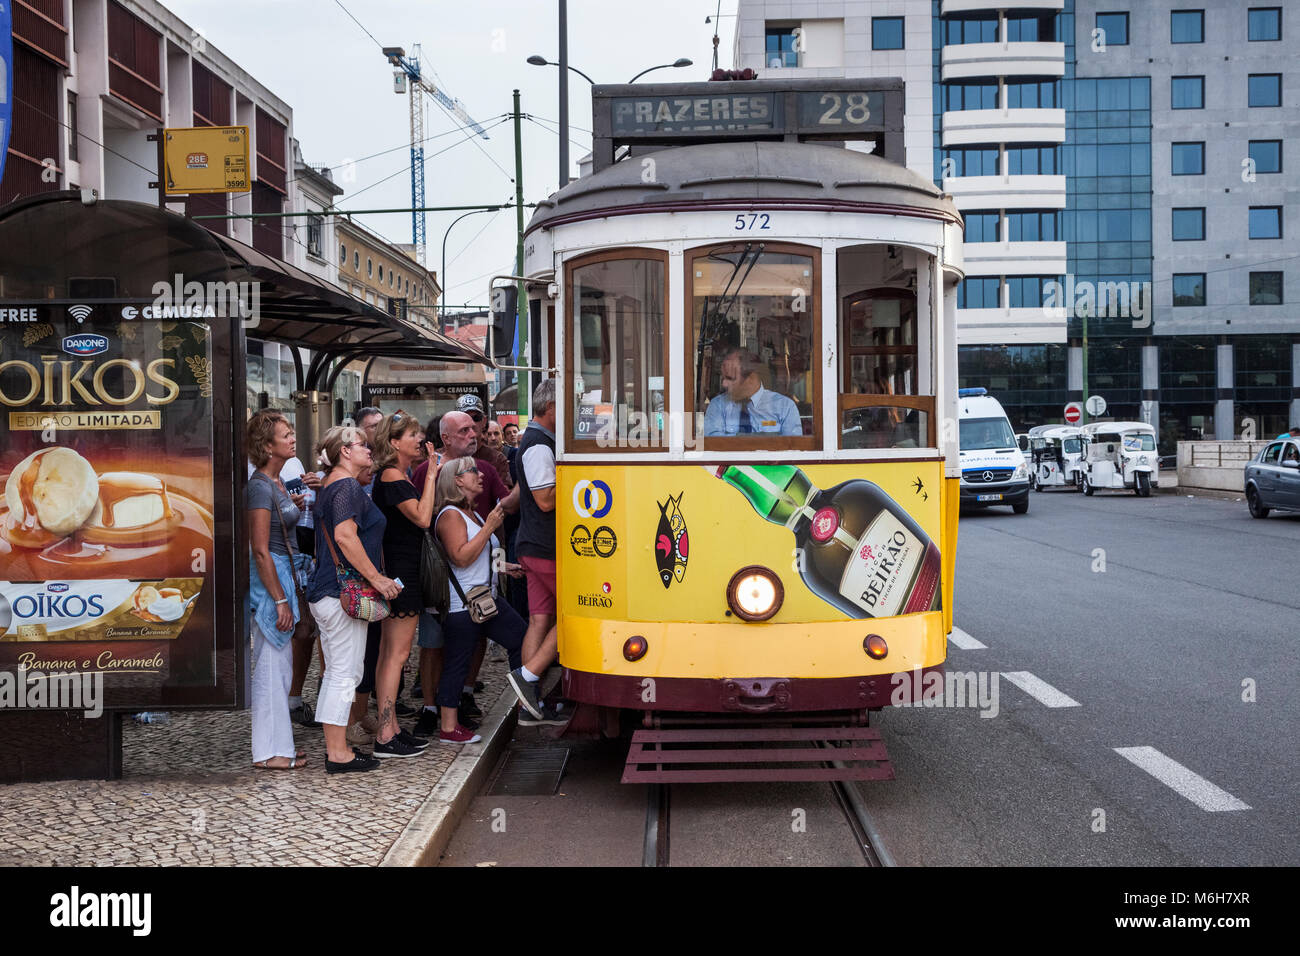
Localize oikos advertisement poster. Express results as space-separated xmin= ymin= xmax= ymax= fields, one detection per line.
xmin=0 ymin=313 xmax=216 ymax=685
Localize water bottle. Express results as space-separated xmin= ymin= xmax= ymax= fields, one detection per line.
xmin=133 ymin=712 xmax=170 ymax=724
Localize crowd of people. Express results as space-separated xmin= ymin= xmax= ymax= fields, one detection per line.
xmin=243 ymin=382 xmax=563 ymax=774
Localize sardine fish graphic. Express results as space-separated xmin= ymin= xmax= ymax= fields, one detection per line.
xmin=655 ymin=492 xmax=688 ymax=588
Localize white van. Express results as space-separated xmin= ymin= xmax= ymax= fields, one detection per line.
xmin=958 ymin=388 xmax=1030 ymax=514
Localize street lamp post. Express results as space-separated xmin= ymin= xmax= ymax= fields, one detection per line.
xmin=526 ymin=54 xmax=692 ymax=187
xmin=441 ymin=206 xmax=503 ymax=316
xmin=627 ymin=59 xmax=694 ymax=83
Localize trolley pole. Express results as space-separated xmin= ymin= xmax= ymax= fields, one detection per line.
xmin=514 ymin=89 xmax=529 ymax=421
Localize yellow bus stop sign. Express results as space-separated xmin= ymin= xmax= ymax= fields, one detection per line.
xmin=163 ymin=126 xmax=250 ymax=195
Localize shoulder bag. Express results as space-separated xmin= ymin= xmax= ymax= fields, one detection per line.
xmin=271 ymin=488 xmax=316 ymax=642
xmin=442 ymin=508 xmax=497 ymax=624
xmin=321 ymin=488 xmax=390 ymax=623
xmin=420 ymin=527 xmax=451 ymax=618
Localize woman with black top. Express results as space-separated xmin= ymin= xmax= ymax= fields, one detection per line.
xmin=370 ymin=412 xmax=440 ymax=758
xmin=309 ymin=425 xmax=401 ymax=773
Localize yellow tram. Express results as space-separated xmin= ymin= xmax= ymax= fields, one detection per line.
xmin=500 ymin=79 xmax=965 ymax=780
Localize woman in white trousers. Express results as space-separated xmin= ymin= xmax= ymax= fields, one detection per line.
xmin=246 ymin=410 xmax=308 ymax=769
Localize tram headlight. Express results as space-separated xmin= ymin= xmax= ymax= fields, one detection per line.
xmin=863 ymin=634 xmax=889 ymax=660
xmin=726 ymin=566 xmax=784 ymax=622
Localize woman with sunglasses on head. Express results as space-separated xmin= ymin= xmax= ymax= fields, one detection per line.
xmin=433 ymin=456 xmax=526 ymax=743
xmin=309 ymin=425 xmax=402 ymax=773
xmin=369 ymin=413 xmax=440 ymax=757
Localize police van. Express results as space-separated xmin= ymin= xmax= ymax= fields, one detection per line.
xmin=958 ymin=388 xmax=1030 ymax=514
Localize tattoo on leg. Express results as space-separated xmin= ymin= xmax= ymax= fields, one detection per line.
xmin=378 ymin=698 xmax=395 ymax=729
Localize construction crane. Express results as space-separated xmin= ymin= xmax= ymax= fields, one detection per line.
xmin=382 ymin=44 xmax=490 ymax=267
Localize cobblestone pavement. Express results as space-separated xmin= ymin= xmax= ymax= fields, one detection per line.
xmin=0 ymin=648 xmax=509 ymax=867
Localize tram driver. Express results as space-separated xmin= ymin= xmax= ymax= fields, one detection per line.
xmin=702 ymin=347 xmax=802 ymax=437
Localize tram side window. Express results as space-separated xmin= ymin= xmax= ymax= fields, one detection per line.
xmin=689 ymin=245 xmax=818 ymax=448
xmin=840 ymin=289 xmax=932 ymax=449
xmin=568 ymin=253 xmax=667 ymax=448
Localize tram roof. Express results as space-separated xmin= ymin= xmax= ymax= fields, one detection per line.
xmin=525 ymin=140 xmax=961 ymax=237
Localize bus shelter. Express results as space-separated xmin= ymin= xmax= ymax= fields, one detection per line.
xmin=0 ymin=192 xmax=487 ymax=781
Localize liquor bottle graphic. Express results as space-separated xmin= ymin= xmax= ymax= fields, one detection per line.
xmin=714 ymin=464 xmax=941 ymax=619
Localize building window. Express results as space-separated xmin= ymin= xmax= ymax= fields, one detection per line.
xmin=1248 ymin=7 xmax=1282 ymax=41
xmin=1170 ymin=142 xmax=1205 ymax=175
xmin=958 ymin=277 xmax=1001 ymax=309
xmin=872 ymin=17 xmax=905 ymax=50
xmin=944 ymin=81 xmax=998 ymax=111
xmin=339 ymin=242 xmax=347 ymax=265
xmin=66 ymin=92 xmax=78 ymax=163
xmin=388 ymin=270 xmax=394 ymax=288
xmin=406 ymin=279 xmax=410 ymax=293
xmin=1248 ymin=140 xmax=1282 ymax=173
xmin=1172 ymin=208 xmax=1205 ymax=241
xmin=942 ymin=146 xmax=1000 ymax=177
xmin=1171 ymin=76 xmax=1204 ymax=109
xmin=764 ymin=25 xmax=799 ymax=68
xmin=354 ymin=251 xmax=360 ymax=271
xmin=943 ymin=15 xmax=998 ymax=45
xmin=1006 ymin=14 xmax=1055 ymax=41
xmin=964 ymin=211 xmax=1000 ymax=242
xmin=1096 ymin=12 xmax=1130 ymax=45
xmin=1004 ymin=79 xmax=1060 ymax=109
xmin=1006 ymin=144 xmax=1060 ymax=175
xmin=1172 ymin=274 xmax=1206 ymax=307
xmin=306 ymin=215 xmax=323 ymax=257
xmin=1249 ymin=206 xmax=1282 ymax=239
xmin=1170 ymin=10 xmax=1204 ymax=43
xmin=367 ymin=257 xmax=373 ymax=277
xmin=1248 ymin=74 xmax=1282 ymax=107
xmin=1007 ymin=210 xmax=1060 ymax=242
xmin=1249 ymin=272 xmax=1283 ymax=305
xmin=1007 ymin=276 xmax=1056 ymax=308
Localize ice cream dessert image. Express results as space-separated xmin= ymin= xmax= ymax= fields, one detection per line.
xmin=3 ymin=448 xmax=100 ymax=548
xmin=0 ymin=446 xmax=213 ymax=578
xmin=129 ymin=584 xmax=190 ymax=623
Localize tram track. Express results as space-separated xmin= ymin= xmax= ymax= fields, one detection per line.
xmin=641 ymin=745 xmax=896 ymax=867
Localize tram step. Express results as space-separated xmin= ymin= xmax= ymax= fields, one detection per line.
xmin=621 ymin=725 xmax=894 ymax=784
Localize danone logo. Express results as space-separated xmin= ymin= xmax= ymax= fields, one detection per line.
xmin=61 ymin=334 xmax=110 ymax=356
xmin=47 ymin=583 xmax=70 ymax=593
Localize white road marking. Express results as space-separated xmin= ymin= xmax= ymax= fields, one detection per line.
xmin=1000 ymin=671 xmax=1081 ymax=708
xmin=1114 ymin=746 xmax=1251 ymax=812
xmin=948 ymin=627 xmax=987 ymax=650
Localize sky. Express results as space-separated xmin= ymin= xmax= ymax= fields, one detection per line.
xmin=162 ymin=0 xmax=741 ymax=311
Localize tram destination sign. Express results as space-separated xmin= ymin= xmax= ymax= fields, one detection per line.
xmin=592 ymin=79 xmax=904 ymax=171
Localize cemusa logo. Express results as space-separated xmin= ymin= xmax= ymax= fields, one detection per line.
xmin=61 ymin=333 xmax=110 ymax=356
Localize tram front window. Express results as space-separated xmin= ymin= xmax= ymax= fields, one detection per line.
xmin=568 ymin=252 xmax=667 ymax=448
xmin=689 ymin=244 xmax=817 ymax=447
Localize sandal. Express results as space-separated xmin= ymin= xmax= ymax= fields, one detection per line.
xmin=253 ymin=756 xmax=307 ymax=770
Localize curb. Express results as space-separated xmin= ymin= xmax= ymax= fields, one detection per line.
xmin=380 ymin=687 xmax=518 ymax=867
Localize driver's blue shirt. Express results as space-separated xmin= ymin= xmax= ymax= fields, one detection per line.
xmin=703 ymin=384 xmax=802 ymax=437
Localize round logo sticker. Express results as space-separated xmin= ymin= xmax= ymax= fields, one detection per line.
xmin=809 ymin=506 xmax=839 ymax=543
xmin=592 ymin=526 xmax=618 ymax=558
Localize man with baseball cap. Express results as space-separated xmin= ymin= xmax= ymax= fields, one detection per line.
xmin=457 ymin=394 xmax=512 ymax=490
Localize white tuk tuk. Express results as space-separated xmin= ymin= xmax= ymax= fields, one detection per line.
xmin=1027 ymin=424 xmax=1084 ymax=491
xmin=1080 ymin=421 xmax=1159 ymax=497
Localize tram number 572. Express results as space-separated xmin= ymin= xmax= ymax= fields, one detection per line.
xmin=734 ymin=213 xmax=771 ymax=231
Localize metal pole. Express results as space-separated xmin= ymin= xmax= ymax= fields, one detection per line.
xmin=558 ymin=0 xmax=569 ymax=190
xmin=1081 ymin=308 xmax=1089 ymax=426
xmin=441 ymin=207 xmax=503 ymax=315
xmin=514 ymin=89 xmax=529 ymax=420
